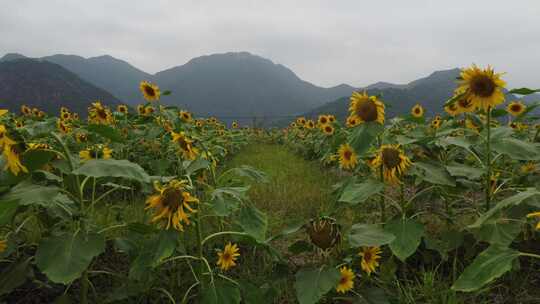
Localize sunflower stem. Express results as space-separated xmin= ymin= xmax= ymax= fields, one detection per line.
xmin=195 ymin=208 xmax=206 ymax=290
xmin=485 ymin=107 xmax=492 ymax=211
xmin=80 ymin=270 xmax=89 ymax=304
xmin=377 ymin=136 xmax=386 ymax=222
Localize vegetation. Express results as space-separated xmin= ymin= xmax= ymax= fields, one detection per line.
xmin=0 ymin=64 xmax=540 ymax=303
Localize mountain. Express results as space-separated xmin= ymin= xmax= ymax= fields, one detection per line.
xmin=41 ymin=54 xmax=152 ymax=104
xmin=0 ymin=58 xmax=120 ymax=114
xmin=154 ymin=52 xmax=354 ymax=119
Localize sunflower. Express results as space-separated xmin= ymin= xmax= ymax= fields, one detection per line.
xmin=346 ymin=115 xmax=359 ymax=128
xmin=411 ymin=104 xmax=424 ymax=118
xmin=88 ymin=101 xmax=113 ymax=125
xmin=507 ymin=101 xmax=526 ymax=117
xmin=2 ymin=145 xmax=28 ymax=176
xmin=217 ymin=242 xmax=240 ymax=271
xmin=456 ymin=65 xmax=506 ymax=112
xmin=527 ymin=211 xmax=540 ymax=230
xmin=140 ymin=81 xmax=161 ymax=102
xmin=520 ymin=162 xmax=537 ymax=174
xmin=26 ymin=143 xmax=50 ymax=151
xmin=57 ymin=119 xmax=72 ymax=134
xmin=72 ymin=113 xmax=80 ymax=120
xmin=195 ymin=120 xmax=204 ymax=128
xmin=137 ymin=104 xmax=145 ymax=115
xmin=296 ymin=117 xmax=307 ymax=126
xmin=117 ymin=104 xmax=129 ymax=114
xmin=318 ymin=115 xmax=329 ymax=125
xmin=338 ymin=144 xmax=358 ymax=170
xmin=32 ymin=108 xmax=40 ymax=117
xmin=0 ymin=125 xmax=16 ymax=148
xmin=37 ymin=111 xmax=46 ymax=118
xmin=0 ymin=239 xmax=7 ymax=253
xmin=79 ymin=145 xmax=113 ymax=161
xmin=444 ymin=103 xmax=460 ymax=116
xmin=76 ymin=132 xmax=88 ymax=143
xmin=336 ymin=266 xmax=355 ymax=293
xmin=15 ymin=121 xmax=23 ymax=129
xmin=307 ymin=217 xmax=341 ymax=250
xmin=306 ymin=120 xmax=315 ymax=129
xmin=144 ymin=106 xmax=155 ymax=116
xmin=231 ymin=121 xmax=238 ymax=129
xmin=349 ymin=91 xmax=385 ymax=125
xmin=372 ymin=144 xmax=412 ymax=185
xmin=179 ymin=110 xmax=192 ymax=122
xmin=170 ymin=131 xmax=199 ymax=160
xmin=60 ymin=111 xmax=71 ymax=120
xmin=327 ymin=115 xmax=336 ymax=123
xmin=359 ymin=246 xmax=382 ymax=275
xmin=21 ymin=105 xmax=31 ymax=116
xmin=145 ymin=179 xmax=199 ymax=231
xmin=431 ymin=118 xmax=442 ymax=129
xmin=0 ymin=109 xmax=7 ymax=116
xmin=322 ymin=124 xmax=334 ymax=136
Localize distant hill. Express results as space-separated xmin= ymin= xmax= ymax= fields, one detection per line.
xmin=302 ymin=68 xmax=532 ymax=122
xmin=0 ymin=58 xmax=120 ymax=115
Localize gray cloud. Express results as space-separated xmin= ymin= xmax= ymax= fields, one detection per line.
xmin=2 ymin=0 xmax=539 ymax=88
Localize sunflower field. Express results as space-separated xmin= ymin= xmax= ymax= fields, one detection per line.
xmin=1 ymin=65 xmax=540 ymax=303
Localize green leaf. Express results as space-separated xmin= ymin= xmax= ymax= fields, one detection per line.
xmin=225 ymin=165 xmax=269 ymax=183
xmin=22 ymin=149 xmax=56 ymax=171
xmin=200 ymin=278 xmax=241 ymax=304
xmin=490 ymin=108 xmax=508 ymax=118
xmin=339 ymin=179 xmax=384 ymax=205
xmin=507 ymin=87 xmax=540 ymax=95
xmin=348 ymin=223 xmax=395 ymax=247
xmin=452 ymin=246 xmax=519 ymax=292
xmin=413 ymin=162 xmax=456 ymax=187
xmin=36 ymin=232 xmax=105 ymax=284
xmin=424 ymin=230 xmax=464 ymax=261
xmin=0 ymin=200 xmax=19 ymax=225
xmin=348 ymin=123 xmax=383 ymax=156
xmin=238 ymin=204 xmax=267 ymax=242
xmin=0 ymin=258 xmax=31 ymax=296
xmin=2 ymin=181 xmax=61 ymax=207
xmin=385 ymin=217 xmax=424 ymax=262
xmin=473 ymin=218 xmax=521 ymax=247
xmin=294 ymin=266 xmax=341 ymax=304
xmin=439 ymin=136 xmax=476 ymax=149
xmin=184 ymin=158 xmax=210 ymax=176
xmin=129 ymin=230 xmax=178 ymax=280
xmin=491 ymin=138 xmax=540 ymax=160
xmin=446 ymin=164 xmax=483 ymax=180
xmin=162 ymin=90 xmax=172 ymax=96
xmin=73 ymin=159 xmax=151 ymax=183
xmin=88 ymin=124 xmax=124 ymax=142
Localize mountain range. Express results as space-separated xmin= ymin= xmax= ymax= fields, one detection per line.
xmin=0 ymin=52 xmax=538 ymax=123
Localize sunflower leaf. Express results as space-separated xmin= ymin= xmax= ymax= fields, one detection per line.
xmin=507 ymin=88 xmax=540 ymax=95
xmin=294 ymin=266 xmax=340 ymax=304
xmin=384 ymin=217 xmax=424 ymax=262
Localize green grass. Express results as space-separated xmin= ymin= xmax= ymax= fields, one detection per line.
xmin=225 ymin=143 xmax=340 ymax=233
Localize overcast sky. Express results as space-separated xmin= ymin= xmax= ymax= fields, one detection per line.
xmin=2 ymin=0 xmax=539 ymax=88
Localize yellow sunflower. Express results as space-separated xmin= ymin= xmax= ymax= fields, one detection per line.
xmin=336 ymin=266 xmax=355 ymax=294
xmin=349 ymin=91 xmax=385 ymax=125
xmin=79 ymin=145 xmax=113 ymax=161
xmin=318 ymin=115 xmax=329 ymax=125
xmin=372 ymin=144 xmax=412 ymax=185
xmin=456 ymin=65 xmax=506 ymax=112
xmin=506 ymin=101 xmax=526 ymax=117
xmin=26 ymin=143 xmax=50 ymax=151
xmin=346 ymin=115 xmax=360 ymax=128
xmin=72 ymin=113 xmax=79 ymax=120
xmin=217 ymin=242 xmax=240 ymax=271
xmin=328 ymin=115 xmax=336 ymax=123
xmin=137 ymin=104 xmax=145 ymax=115
xmin=57 ymin=119 xmax=72 ymax=134
xmin=144 ymin=106 xmax=155 ymax=116
xmin=76 ymin=132 xmax=88 ymax=143
xmin=231 ymin=121 xmax=238 ymax=129
xmin=179 ymin=110 xmax=193 ymax=122
xmin=411 ymin=104 xmax=424 ymax=118
xmin=359 ymin=246 xmax=382 ymax=275
xmin=60 ymin=111 xmax=71 ymax=121
xmin=140 ymin=81 xmax=160 ymax=102
xmin=338 ymin=144 xmax=358 ymax=170
xmin=88 ymin=101 xmax=113 ymax=125
xmin=170 ymin=131 xmax=199 ymax=160
xmin=117 ymin=104 xmax=129 ymax=114
xmin=520 ymin=162 xmax=537 ymax=174
xmin=145 ymin=179 xmax=199 ymax=231
xmin=195 ymin=119 xmax=204 ymax=128
xmin=2 ymin=145 xmax=28 ymax=176
xmin=322 ymin=124 xmax=334 ymax=136
xmin=15 ymin=121 xmax=23 ymax=129
xmin=21 ymin=105 xmax=31 ymax=116
xmin=431 ymin=118 xmax=442 ymax=129
xmin=296 ymin=117 xmax=307 ymax=126
xmin=0 ymin=125 xmax=16 ymax=148
xmin=527 ymin=211 xmax=540 ymax=230
xmin=305 ymin=120 xmax=315 ymax=129
xmin=444 ymin=103 xmax=460 ymax=116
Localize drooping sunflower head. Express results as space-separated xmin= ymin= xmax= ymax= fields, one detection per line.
xmin=372 ymin=144 xmax=412 ymax=185
xmin=321 ymin=124 xmax=334 ymax=136
xmin=307 ymin=217 xmax=341 ymax=250
xmin=2 ymin=144 xmax=28 ymax=176
xmin=217 ymin=242 xmax=240 ymax=271
xmin=179 ymin=110 xmax=193 ymax=122
xmin=349 ymin=91 xmax=385 ymax=124
xmin=338 ymin=143 xmax=358 ymax=170
xmin=139 ymin=81 xmax=161 ymax=102
xmin=359 ymin=246 xmax=382 ymax=275
xmin=171 ymin=131 xmax=199 ymax=160
xmin=336 ymin=266 xmax=355 ymax=294
xmin=21 ymin=105 xmax=31 ymax=116
xmin=507 ymin=101 xmax=526 ymax=117
xmin=117 ymin=104 xmax=129 ymax=114
xmin=318 ymin=115 xmax=329 ymax=125
xmin=145 ymin=179 xmax=199 ymax=231
xmin=456 ymin=65 xmax=506 ymax=111
xmin=79 ymin=144 xmax=113 ymax=161
xmin=88 ymin=101 xmax=114 ymax=125
xmin=411 ymin=104 xmax=424 ymax=118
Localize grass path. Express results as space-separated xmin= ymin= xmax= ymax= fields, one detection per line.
xmin=226 ymin=143 xmax=339 ymax=233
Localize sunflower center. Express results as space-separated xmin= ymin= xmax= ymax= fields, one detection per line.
xmin=364 ymin=251 xmax=372 ymax=262
xmin=144 ymin=86 xmax=156 ymax=97
xmin=382 ymin=148 xmax=401 ymax=169
xmin=339 ymin=277 xmax=348 ymax=284
xmin=222 ymin=252 xmax=231 ymax=261
xmin=320 ymin=117 xmax=327 ymax=124
xmin=470 ymin=75 xmax=496 ymax=97
xmin=355 ymin=100 xmax=378 ymax=121
xmin=325 ymin=126 xmax=332 ymax=132
xmin=510 ymin=104 xmax=522 ymax=112
xmin=344 ymin=150 xmax=352 ymax=160
xmin=96 ymin=108 xmax=108 ymax=119
xmin=414 ymin=108 xmax=421 ymax=114
xmin=162 ymin=188 xmax=183 ymax=209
